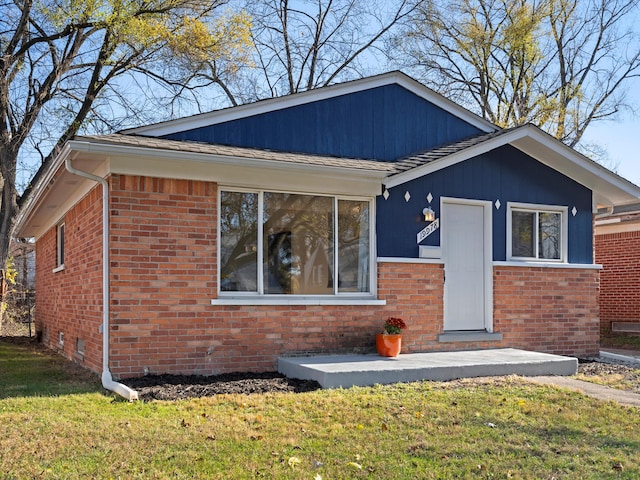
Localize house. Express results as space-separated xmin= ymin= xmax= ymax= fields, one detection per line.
xmin=595 ymin=202 xmax=640 ymax=335
xmin=16 ymin=72 xmax=640 ymax=396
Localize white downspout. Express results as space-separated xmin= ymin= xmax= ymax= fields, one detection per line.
xmin=65 ymin=156 xmax=138 ymax=401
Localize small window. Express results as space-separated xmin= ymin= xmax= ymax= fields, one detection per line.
xmin=508 ymin=203 xmax=567 ymax=261
xmin=57 ymin=222 xmax=65 ymax=268
xmin=76 ymin=338 xmax=85 ymax=356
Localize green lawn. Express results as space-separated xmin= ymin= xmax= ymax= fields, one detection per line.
xmin=1 ymin=340 xmax=639 ymax=479
xmin=601 ymin=334 xmax=640 ymax=351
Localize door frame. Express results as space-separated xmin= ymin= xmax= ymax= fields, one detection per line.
xmin=441 ymin=197 xmax=494 ymax=332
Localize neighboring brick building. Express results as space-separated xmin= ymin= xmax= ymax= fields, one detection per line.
xmin=16 ymin=72 xmax=640 ymax=394
xmin=595 ymin=203 xmax=640 ymax=335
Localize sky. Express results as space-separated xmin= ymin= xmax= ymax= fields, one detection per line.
xmin=583 ymin=112 xmax=640 ymax=187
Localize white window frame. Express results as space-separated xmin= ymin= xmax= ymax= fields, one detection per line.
xmin=53 ymin=221 xmax=65 ymax=272
xmin=215 ymin=187 xmax=379 ymax=304
xmin=507 ymin=202 xmax=568 ymax=262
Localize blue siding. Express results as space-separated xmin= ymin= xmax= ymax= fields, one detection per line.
xmin=163 ymin=85 xmax=482 ymax=161
xmin=377 ymin=145 xmax=593 ymax=264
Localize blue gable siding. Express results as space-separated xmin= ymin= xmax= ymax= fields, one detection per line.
xmin=163 ymin=85 xmax=482 ymax=161
xmin=377 ymin=145 xmax=593 ymax=263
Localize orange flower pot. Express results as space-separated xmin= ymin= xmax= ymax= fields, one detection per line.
xmin=376 ymin=333 xmax=402 ymax=357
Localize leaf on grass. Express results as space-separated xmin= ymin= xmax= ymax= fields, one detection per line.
xmin=381 ymin=422 xmax=388 ymax=431
xmin=485 ymin=422 xmax=496 ymax=428
xmin=314 ymin=475 xmax=322 ymax=480
xmin=181 ymin=419 xmax=190 ymax=428
xmin=287 ymin=456 xmax=301 ymax=468
xmin=347 ymin=462 xmax=363 ymax=470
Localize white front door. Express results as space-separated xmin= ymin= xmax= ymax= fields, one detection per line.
xmin=442 ymin=199 xmax=492 ymax=331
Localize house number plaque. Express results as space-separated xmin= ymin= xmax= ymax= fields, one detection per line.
xmin=416 ymin=218 xmax=439 ymax=244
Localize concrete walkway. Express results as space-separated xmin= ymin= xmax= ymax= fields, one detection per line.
xmin=278 ymin=348 xmax=577 ymax=389
xmin=525 ymin=376 xmax=640 ymax=407
xmin=600 ymin=348 xmax=640 ymax=365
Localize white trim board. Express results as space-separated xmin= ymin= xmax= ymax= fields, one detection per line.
xmin=493 ymin=261 xmax=602 ymax=270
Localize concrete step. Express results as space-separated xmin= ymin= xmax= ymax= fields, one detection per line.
xmin=278 ymin=348 xmax=578 ymax=389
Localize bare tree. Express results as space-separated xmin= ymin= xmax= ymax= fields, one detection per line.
xmin=193 ymin=0 xmax=424 ymax=105
xmin=1 ymin=0 xmax=252 ymax=271
xmin=392 ymin=0 xmax=640 ymax=147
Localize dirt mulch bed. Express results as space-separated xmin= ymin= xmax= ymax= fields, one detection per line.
xmin=126 ymin=372 xmax=322 ymax=401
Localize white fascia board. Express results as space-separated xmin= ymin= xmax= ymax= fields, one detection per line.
xmin=384 ymin=124 xmax=640 ymax=206
xmin=122 ymin=72 xmax=496 ymax=136
xmin=109 ymin=155 xmax=383 ymax=197
xmin=511 ymin=127 xmax=640 ymax=204
xmin=14 ymin=143 xmax=72 ymax=237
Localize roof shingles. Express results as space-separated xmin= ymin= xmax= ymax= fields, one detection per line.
xmin=76 ymin=134 xmax=397 ymax=173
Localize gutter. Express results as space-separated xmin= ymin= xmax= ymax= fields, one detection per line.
xmin=65 ymin=155 xmax=138 ymax=401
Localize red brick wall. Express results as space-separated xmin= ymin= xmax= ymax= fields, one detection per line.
xmin=106 ymin=173 xmax=446 ymax=376
xmin=35 ymin=173 xmax=601 ymax=378
xmin=493 ymin=266 xmax=600 ymax=357
xmin=595 ymin=231 xmax=640 ymax=333
xmin=35 ymin=185 xmax=104 ymax=373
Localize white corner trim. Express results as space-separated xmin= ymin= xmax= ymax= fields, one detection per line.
xmin=493 ymin=261 xmax=602 ymax=270
xmin=211 ymin=297 xmax=386 ymax=306
xmin=377 ymin=257 xmax=445 ymax=265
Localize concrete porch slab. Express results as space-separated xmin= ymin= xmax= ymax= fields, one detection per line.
xmin=278 ymin=348 xmax=578 ymax=389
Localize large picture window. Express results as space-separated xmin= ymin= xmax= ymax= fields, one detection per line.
xmin=508 ymin=203 xmax=567 ymax=261
xmin=220 ymin=190 xmax=372 ymax=296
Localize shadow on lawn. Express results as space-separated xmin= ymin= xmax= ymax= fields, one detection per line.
xmin=0 ymin=336 xmax=102 ymax=399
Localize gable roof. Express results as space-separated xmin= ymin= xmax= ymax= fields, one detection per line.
xmin=122 ymin=71 xmax=497 ymax=137
xmin=385 ymin=124 xmax=640 ymax=208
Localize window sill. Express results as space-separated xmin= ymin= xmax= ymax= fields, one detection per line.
xmin=52 ymin=265 xmax=65 ymax=273
xmin=211 ymin=296 xmax=386 ymax=306
xmin=377 ymin=256 xmax=444 ymax=265
xmin=438 ymin=331 xmax=503 ymax=343
xmin=494 ymin=261 xmax=602 ymax=270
